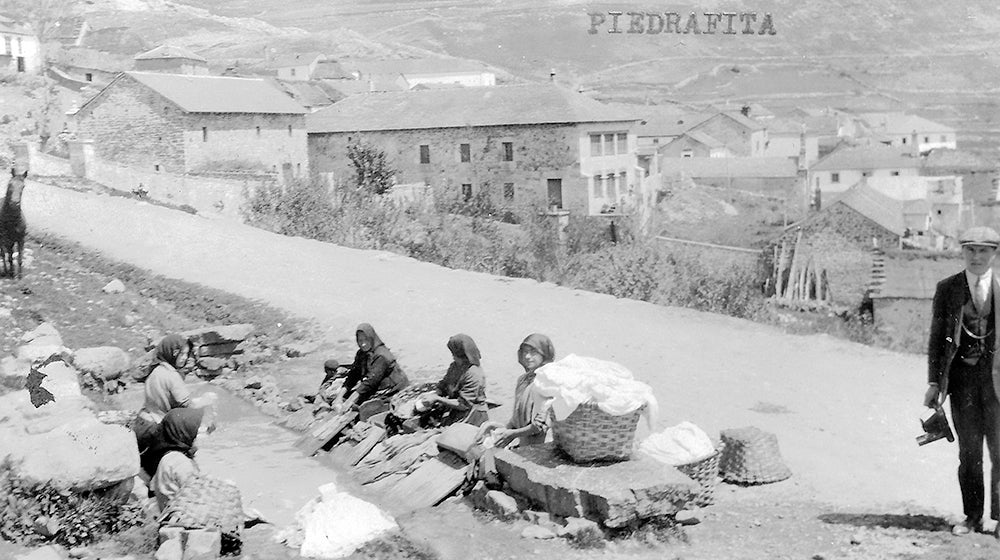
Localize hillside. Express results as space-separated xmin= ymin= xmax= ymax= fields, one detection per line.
xmin=64 ymin=0 xmax=999 ymax=152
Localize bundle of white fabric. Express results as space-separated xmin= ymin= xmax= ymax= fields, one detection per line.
xmin=639 ymin=421 xmax=716 ymax=466
xmin=533 ymin=354 xmax=659 ymax=428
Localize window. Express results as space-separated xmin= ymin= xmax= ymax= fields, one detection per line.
xmin=603 ymin=134 xmax=614 ymax=155
xmin=681 ymin=149 xmax=693 ymax=158
xmin=503 ymin=182 xmax=514 ymax=201
xmin=460 ymin=143 xmax=470 ymax=163
xmin=202 ymin=127 xmax=208 ymax=142
xmin=256 ymin=126 xmax=261 ymax=137
xmin=619 ymin=171 xmax=627 ymax=195
xmin=419 ymin=145 xmax=430 ymax=164
xmin=940 ymin=135 xmax=947 ymax=142
xmin=85 ymin=73 xmax=93 ymax=82
xmin=288 ymin=124 xmax=293 ymax=136
xmin=924 ymin=136 xmax=929 ymax=143
xmin=296 ymin=163 xmax=301 ymax=176
xmin=901 ymin=137 xmax=907 ymax=145
xmin=590 ymin=134 xmax=602 ymax=156
xmin=502 ymin=142 xmax=513 ymax=162
xmin=461 ymin=183 xmax=472 ymax=201
xmin=592 ymin=176 xmax=601 ymax=197
xmin=607 ymin=173 xmax=617 ymax=198
xmin=831 ymin=172 xmax=839 ymax=184
xmin=547 ymin=179 xmax=563 ymax=209
xmin=290 ymin=68 xmax=296 ymax=77
xmin=154 ymin=164 xmax=160 ymax=172
xmin=862 ymin=171 xmax=871 ymax=178
xmin=616 ymin=133 xmax=627 ymax=154
xmin=890 ymin=170 xmax=899 ymax=176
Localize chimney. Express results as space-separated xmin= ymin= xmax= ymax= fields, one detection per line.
xmin=549 ymin=69 xmax=556 ymax=83
xmin=910 ymin=130 xmax=919 ymax=157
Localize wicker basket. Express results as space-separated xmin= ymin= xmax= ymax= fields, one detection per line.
xmin=675 ymin=445 xmax=723 ymax=507
xmin=550 ymin=403 xmax=643 ymax=463
xmin=160 ymin=474 xmax=244 ymax=538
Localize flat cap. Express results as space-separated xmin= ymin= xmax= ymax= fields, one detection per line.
xmin=959 ymin=226 xmax=1000 ymax=248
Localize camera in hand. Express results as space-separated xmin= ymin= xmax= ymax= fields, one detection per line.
xmin=917 ymin=406 xmax=954 ymax=446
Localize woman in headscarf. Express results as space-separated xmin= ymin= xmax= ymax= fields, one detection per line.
xmin=340 ymin=323 xmax=409 ymax=408
xmin=134 ymin=334 xmax=217 ymax=465
xmin=493 ymin=334 xmax=556 ymax=448
xmin=418 ymin=334 xmax=489 ymax=427
xmin=142 ymin=408 xmax=205 ymax=512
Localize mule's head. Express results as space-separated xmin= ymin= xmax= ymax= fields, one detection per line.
xmin=6 ymin=168 xmax=26 ymax=205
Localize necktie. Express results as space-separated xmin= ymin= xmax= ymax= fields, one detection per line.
xmin=978 ymin=277 xmax=990 ymax=314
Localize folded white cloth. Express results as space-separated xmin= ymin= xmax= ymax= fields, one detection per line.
xmin=640 ymin=421 xmax=715 ymax=466
xmin=533 ymin=354 xmax=658 ymax=428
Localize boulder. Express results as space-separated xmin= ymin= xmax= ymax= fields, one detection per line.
xmin=183 ymin=324 xmax=254 ymax=358
xmin=557 ymin=516 xmax=604 ymax=542
xmin=72 ymin=346 xmax=132 ymax=382
xmin=1 ymin=355 xmax=30 ymax=389
xmin=181 ymin=529 xmax=221 ymax=560
xmin=21 ymin=322 xmax=63 ymax=347
xmin=102 ymin=279 xmax=126 ymax=294
xmin=196 ymin=357 xmax=226 ymax=374
xmin=485 ymin=490 xmax=520 ymax=520
xmin=155 ymin=538 xmax=183 ymax=560
xmin=6 ymin=415 xmax=139 ymax=491
xmin=494 ymin=443 xmax=697 ymax=529
xmin=281 ymin=341 xmax=320 ymax=358
xmin=15 ymin=545 xmax=65 ymax=560
xmin=35 ymin=360 xmax=82 ymax=402
xmin=521 ymin=525 xmax=556 ymax=539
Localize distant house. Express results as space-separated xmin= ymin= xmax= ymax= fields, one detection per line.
xmin=809 ymin=144 xmax=922 ymax=196
xmin=134 ymin=45 xmax=209 ymax=75
xmin=791 ymin=183 xmax=910 ymax=250
xmin=864 ymin=174 xmax=963 ymax=239
xmin=272 ymin=80 xmax=339 ymax=111
xmin=0 ymin=19 xmax=40 ymax=74
xmin=51 ymin=47 xmax=128 ymax=86
xmin=343 ymin=57 xmax=496 ymax=89
xmin=272 ymin=52 xmax=326 ymax=81
xmin=74 ymin=71 xmax=308 ymax=177
xmin=922 ymin=148 xmax=998 ymax=204
xmin=635 ymin=110 xmax=711 ymax=151
xmin=306 ymin=83 xmax=639 ymax=215
xmin=858 ymin=112 xmax=956 ymax=153
xmin=763 ymin=115 xmax=839 ymax=167
xmin=686 ymin=112 xmax=768 ymax=157
xmin=659 ymin=130 xmax=730 ymax=158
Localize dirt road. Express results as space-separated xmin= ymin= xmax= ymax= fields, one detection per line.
xmin=22 ymin=180 xmax=958 ymax=523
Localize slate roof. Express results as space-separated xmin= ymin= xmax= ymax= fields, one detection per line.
xmin=923 ymin=148 xmax=996 ymax=170
xmin=637 ymin=111 xmax=712 ymax=138
xmin=344 ymin=57 xmax=489 ymax=76
xmin=0 ymin=19 xmax=32 ymax=35
xmin=660 ymin=156 xmax=799 ymax=178
xmin=827 ymin=183 xmax=906 ymax=236
xmin=768 ymin=115 xmax=839 ymax=136
xmin=83 ymin=72 xmax=307 ymax=114
xmin=134 ymin=45 xmax=207 ymax=63
xmin=860 ymin=112 xmax=954 ymax=134
xmin=810 ymin=144 xmax=922 ymax=171
xmin=682 ymin=131 xmax=725 ymax=149
xmin=307 ymin=83 xmax=638 ymax=133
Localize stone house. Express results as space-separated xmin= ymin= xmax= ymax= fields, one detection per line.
xmin=922 ymin=148 xmax=998 ymax=204
xmin=306 ymin=83 xmax=639 ymax=215
xmin=133 ymin=45 xmax=209 ymax=75
xmin=762 ymin=115 xmax=839 ymax=167
xmin=635 ymin=109 xmax=710 ymax=151
xmin=858 ymin=112 xmax=956 ymax=153
xmin=809 ymin=144 xmax=922 ymax=197
xmin=0 ymin=19 xmax=40 ymax=74
xmin=74 ymin=71 xmax=308 ymax=177
xmin=658 ymin=131 xmax=730 ymax=158
xmin=272 ymin=52 xmax=326 ymax=81
xmin=686 ymin=112 xmax=767 ymax=157
xmin=342 ymin=57 xmax=496 ymax=89
xmin=658 ymin=156 xmax=802 ymax=199
xmin=869 ymin=255 xmax=962 ymax=352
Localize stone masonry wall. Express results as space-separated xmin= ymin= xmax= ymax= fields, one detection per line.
xmin=308 ymin=123 xmax=588 ymax=213
xmin=691 ymin=117 xmax=754 ymax=156
xmin=76 ymin=75 xmax=186 ymax=172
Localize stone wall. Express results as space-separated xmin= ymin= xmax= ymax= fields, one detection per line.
xmin=308 ymin=123 xmax=589 ymax=214
xmin=771 ymin=222 xmax=878 ymax=307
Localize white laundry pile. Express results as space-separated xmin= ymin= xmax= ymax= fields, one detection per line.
xmin=533 ymin=354 xmax=659 ymax=428
xmin=639 ymin=421 xmax=716 ymax=466
xmin=275 ymin=482 xmax=397 ymax=559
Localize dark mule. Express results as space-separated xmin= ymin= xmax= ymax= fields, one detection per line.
xmin=0 ymin=168 xmax=27 ymax=278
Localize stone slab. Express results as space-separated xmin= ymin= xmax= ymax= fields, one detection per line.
xmin=493 ymin=443 xmax=697 ymax=528
xmin=183 ymin=324 xmax=254 ymax=346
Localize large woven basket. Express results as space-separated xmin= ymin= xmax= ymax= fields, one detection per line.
xmin=550 ymin=403 xmax=643 ymax=463
xmin=675 ymin=445 xmax=723 ymax=507
xmin=160 ymin=474 xmax=244 ymax=538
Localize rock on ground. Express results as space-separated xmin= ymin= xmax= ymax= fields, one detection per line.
xmin=72 ymin=346 xmax=132 ymax=382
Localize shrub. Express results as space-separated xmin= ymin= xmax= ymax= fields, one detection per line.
xmin=0 ymin=465 xmax=148 ymax=547
xmin=347 ymin=141 xmax=396 ymax=196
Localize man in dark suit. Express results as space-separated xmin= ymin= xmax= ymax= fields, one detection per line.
xmin=925 ymin=226 xmax=1000 ymax=537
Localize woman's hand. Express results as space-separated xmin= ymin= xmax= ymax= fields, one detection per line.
xmin=492 ymin=428 xmax=515 ymax=448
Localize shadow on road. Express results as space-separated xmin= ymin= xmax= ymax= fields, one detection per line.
xmin=818 ymin=512 xmax=951 ymax=532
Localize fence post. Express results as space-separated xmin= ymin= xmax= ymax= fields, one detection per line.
xmin=67 ymin=139 xmax=94 ymax=178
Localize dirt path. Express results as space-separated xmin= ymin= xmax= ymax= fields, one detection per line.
xmin=21 ymin=181 xmax=960 ymax=529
